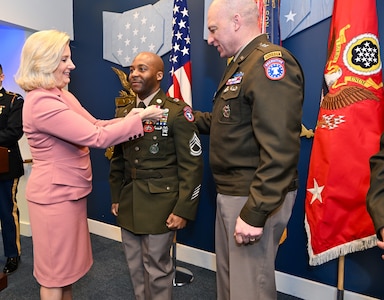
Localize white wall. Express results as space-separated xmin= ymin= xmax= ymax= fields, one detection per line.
xmin=0 ymin=0 xmax=73 ymax=39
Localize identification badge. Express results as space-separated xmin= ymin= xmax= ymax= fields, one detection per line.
xmin=162 ymin=126 xmax=169 ymax=137
xmin=149 ymin=143 xmax=159 ymax=154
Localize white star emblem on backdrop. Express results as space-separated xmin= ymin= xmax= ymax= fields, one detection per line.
xmin=279 ymin=0 xmax=334 ymax=40
xmin=285 ymin=10 xmax=297 ymax=22
xmin=103 ymin=0 xmax=173 ymax=67
xmin=111 ymin=5 xmax=164 ymax=67
xmin=307 ymin=178 xmax=325 ymax=204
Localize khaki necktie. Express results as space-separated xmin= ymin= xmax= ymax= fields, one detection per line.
xmin=138 ymin=101 xmax=146 ymax=108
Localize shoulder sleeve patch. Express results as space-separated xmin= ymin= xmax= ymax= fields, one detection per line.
xmin=263 ymin=57 xmax=285 ymax=80
xmin=183 ymin=106 xmax=194 ymax=122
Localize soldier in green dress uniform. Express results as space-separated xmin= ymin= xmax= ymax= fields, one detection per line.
xmin=109 ymin=52 xmax=203 ymax=300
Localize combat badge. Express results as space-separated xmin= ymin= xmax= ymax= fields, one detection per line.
xmin=263 ymin=57 xmax=285 ymax=80
xmin=143 ymin=121 xmax=154 ymax=133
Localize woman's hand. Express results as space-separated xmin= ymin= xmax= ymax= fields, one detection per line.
xmin=139 ymin=105 xmax=166 ymax=122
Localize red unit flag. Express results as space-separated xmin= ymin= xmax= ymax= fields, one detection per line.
xmin=305 ymin=0 xmax=384 ymax=265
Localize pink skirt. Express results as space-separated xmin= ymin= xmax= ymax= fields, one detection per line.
xmin=28 ymin=197 xmax=93 ymax=287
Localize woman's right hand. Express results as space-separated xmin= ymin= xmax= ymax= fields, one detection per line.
xmin=139 ymin=105 xmax=164 ymax=122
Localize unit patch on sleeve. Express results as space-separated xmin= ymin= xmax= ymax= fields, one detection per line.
xmin=183 ymin=106 xmax=194 ymax=122
xmin=263 ymin=57 xmax=285 ymax=80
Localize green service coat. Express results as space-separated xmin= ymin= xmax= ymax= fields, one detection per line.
xmin=194 ymin=34 xmax=304 ymax=228
xmin=109 ymin=90 xmax=203 ymax=234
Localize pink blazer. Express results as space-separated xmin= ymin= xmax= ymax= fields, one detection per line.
xmin=23 ymin=87 xmax=143 ymax=204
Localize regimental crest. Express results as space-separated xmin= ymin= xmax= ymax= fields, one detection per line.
xmin=222 ymin=104 xmax=230 ymax=118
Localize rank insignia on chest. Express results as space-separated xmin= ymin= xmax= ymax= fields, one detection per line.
xmin=0 ymin=105 xmax=4 ymax=115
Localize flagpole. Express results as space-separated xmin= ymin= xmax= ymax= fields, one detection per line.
xmin=337 ymin=255 xmax=345 ymax=300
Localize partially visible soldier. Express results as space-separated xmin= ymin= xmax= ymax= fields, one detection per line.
xmin=0 ymin=64 xmax=24 ymax=274
xmin=109 ymin=52 xmax=203 ymax=300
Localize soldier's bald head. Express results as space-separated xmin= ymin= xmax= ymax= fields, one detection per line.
xmin=134 ymin=52 xmax=164 ymax=73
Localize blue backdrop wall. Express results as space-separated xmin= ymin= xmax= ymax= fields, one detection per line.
xmin=68 ymin=1 xmax=384 ymax=298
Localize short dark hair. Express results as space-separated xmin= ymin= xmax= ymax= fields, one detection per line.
xmin=0 ymin=64 xmax=2 ymax=74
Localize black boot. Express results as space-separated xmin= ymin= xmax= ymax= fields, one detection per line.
xmin=3 ymin=256 xmax=20 ymax=274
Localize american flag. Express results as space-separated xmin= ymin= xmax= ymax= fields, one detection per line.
xmin=167 ymin=0 xmax=192 ymax=106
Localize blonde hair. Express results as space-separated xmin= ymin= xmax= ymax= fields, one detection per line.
xmin=15 ymin=30 xmax=70 ymax=91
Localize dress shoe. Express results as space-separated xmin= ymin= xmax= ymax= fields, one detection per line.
xmin=3 ymin=256 xmax=20 ymax=274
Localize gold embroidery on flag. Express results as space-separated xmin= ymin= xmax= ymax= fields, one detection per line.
xmin=320 ymin=86 xmax=379 ymax=110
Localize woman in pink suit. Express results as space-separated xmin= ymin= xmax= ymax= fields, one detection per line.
xmin=15 ymin=29 xmax=163 ymax=300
